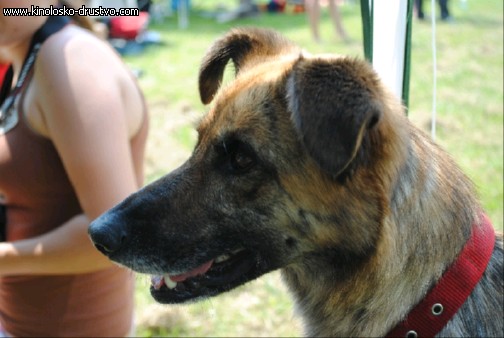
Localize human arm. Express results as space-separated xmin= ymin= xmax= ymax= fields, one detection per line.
xmin=0 ymin=214 xmax=116 ymax=274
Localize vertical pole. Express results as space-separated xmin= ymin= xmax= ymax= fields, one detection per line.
xmin=360 ymin=0 xmax=373 ymax=63
xmin=369 ymin=0 xmax=413 ymax=113
xmin=402 ymin=0 xmax=414 ymax=113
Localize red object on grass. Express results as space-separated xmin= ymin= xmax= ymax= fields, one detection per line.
xmin=109 ymin=12 xmax=149 ymax=40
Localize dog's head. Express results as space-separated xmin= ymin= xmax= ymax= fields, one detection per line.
xmin=89 ymin=28 xmax=407 ymax=304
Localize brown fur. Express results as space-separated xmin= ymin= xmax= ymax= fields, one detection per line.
xmin=89 ymin=28 xmax=504 ymax=337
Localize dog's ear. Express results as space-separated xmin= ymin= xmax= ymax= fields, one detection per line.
xmin=199 ymin=27 xmax=298 ymax=104
xmin=287 ymin=57 xmax=383 ymax=178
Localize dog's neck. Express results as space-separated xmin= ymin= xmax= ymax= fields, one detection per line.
xmin=282 ymin=127 xmax=482 ymax=337
xmin=386 ymin=215 xmax=495 ymax=337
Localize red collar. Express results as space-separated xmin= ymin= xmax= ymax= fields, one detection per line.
xmin=386 ymin=215 xmax=496 ymax=338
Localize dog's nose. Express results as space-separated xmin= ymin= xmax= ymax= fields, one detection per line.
xmin=88 ymin=213 xmax=128 ymax=256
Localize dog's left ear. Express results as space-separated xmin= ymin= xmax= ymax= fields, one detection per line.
xmin=287 ymin=57 xmax=382 ymax=178
xmin=199 ymin=27 xmax=298 ymax=104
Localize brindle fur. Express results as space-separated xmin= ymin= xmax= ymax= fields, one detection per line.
xmin=89 ymin=28 xmax=504 ymax=337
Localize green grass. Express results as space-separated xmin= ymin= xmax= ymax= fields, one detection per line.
xmin=125 ymin=1 xmax=503 ymax=336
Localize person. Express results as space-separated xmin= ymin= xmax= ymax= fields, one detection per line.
xmin=216 ymin=0 xmax=259 ymax=23
xmin=415 ymin=0 xmax=452 ymax=21
xmin=0 ymin=0 xmax=149 ymax=336
xmin=304 ymin=0 xmax=350 ymax=43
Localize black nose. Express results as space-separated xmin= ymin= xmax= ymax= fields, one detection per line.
xmin=88 ymin=213 xmax=128 ymax=256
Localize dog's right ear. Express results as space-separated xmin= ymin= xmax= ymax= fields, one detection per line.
xmin=199 ymin=27 xmax=298 ymax=104
xmin=286 ymin=57 xmax=383 ymax=179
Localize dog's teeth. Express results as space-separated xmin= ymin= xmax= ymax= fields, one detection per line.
xmin=164 ymin=275 xmax=177 ymax=289
xmin=151 ymin=275 xmax=164 ymax=290
xmin=215 ymin=254 xmax=230 ymax=263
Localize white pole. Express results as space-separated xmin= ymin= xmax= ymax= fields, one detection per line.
xmin=372 ymin=1 xmax=408 ymax=100
xmin=431 ymin=0 xmax=437 ymax=140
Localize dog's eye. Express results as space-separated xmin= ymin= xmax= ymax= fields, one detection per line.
xmin=231 ymin=151 xmax=254 ymax=172
xmin=215 ymin=138 xmax=256 ymax=174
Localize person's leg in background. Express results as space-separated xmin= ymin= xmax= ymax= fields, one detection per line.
xmin=438 ymin=0 xmax=451 ymax=21
xmin=305 ymin=0 xmax=321 ymax=42
xmin=327 ymin=0 xmax=349 ymax=42
xmin=415 ymin=0 xmax=425 ymax=19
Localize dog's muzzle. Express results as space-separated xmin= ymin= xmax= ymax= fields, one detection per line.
xmin=88 ymin=212 xmax=129 ymax=257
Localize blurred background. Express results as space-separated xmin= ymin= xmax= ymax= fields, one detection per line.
xmin=90 ymin=0 xmax=503 ymax=336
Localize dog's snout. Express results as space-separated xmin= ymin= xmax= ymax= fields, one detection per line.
xmin=88 ymin=213 xmax=128 ymax=257
xmin=92 ymin=230 xmax=126 ymax=256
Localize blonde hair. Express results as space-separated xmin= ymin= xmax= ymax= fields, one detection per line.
xmin=60 ymin=0 xmax=96 ymax=32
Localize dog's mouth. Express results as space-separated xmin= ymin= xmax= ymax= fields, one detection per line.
xmin=149 ymin=248 xmax=261 ymax=303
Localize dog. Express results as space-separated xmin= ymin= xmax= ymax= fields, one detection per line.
xmin=88 ymin=28 xmax=503 ymax=337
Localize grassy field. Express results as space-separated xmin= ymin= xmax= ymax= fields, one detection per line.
xmin=122 ymin=1 xmax=503 ymax=336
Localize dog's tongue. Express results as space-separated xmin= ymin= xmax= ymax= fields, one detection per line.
xmin=169 ymin=259 xmax=214 ymax=282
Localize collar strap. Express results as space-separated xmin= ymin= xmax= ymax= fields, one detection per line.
xmin=386 ymin=215 xmax=495 ymax=338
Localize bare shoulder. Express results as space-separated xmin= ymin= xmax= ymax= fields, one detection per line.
xmin=31 ymin=25 xmax=144 ymax=138
xmin=37 ymin=25 xmax=125 ymax=79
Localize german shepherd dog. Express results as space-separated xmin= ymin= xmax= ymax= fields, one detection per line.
xmin=89 ymin=28 xmax=503 ymax=337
